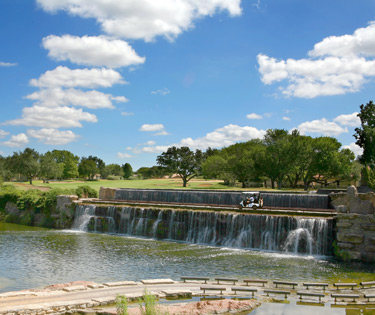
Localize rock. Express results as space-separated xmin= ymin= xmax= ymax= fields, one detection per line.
xmin=141 ymin=279 xmax=175 ymax=285
xmin=103 ymin=281 xmax=137 ymax=287
xmin=336 ymin=233 xmax=364 ymax=244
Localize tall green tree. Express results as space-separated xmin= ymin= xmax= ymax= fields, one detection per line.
xmin=354 ymin=100 xmax=375 ymax=188
xmin=122 ymin=163 xmax=133 ymax=179
xmin=78 ymin=158 xmax=98 ymax=180
xmin=9 ymin=148 xmax=40 ymax=184
xmin=49 ymin=150 xmax=79 ymax=179
xmin=103 ymin=163 xmax=123 ymax=178
xmin=157 ymin=146 xmax=204 ymax=187
xmin=40 ymin=152 xmax=64 ymax=181
xmin=354 ymin=100 xmax=375 ymax=165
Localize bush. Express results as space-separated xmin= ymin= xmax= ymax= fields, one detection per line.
xmin=107 ymin=175 xmax=123 ymax=180
xmin=4 ymin=213 xmax=20 ymax=224
xmin=0 ymin=185 xmax=21 ymax=210
xmin=20 ymin=212 xmax=34 ymax=226
xmin=75 ymin=185 xmax=98 ymax=198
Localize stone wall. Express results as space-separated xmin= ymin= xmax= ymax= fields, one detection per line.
xmin=330 ymin=186 xmax=375 ymax=262
xmin=54 ymin=195 xmax=78 ymax=229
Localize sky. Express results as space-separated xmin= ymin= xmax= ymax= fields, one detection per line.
xmin=0 ymin=0 xmax=374 ymax=170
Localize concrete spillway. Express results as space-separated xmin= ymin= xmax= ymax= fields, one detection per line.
xmin=72 ymin=205 xmax=334 ymax=256
xmin=106 ymin=188 xmax=331 ymax=209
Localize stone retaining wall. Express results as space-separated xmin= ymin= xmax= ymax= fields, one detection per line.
xmin=330 ymin=186 xmax=375 ymax=262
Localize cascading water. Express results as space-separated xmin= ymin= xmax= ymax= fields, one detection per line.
xmin=72 ymin=205 xmax=334 ymax=256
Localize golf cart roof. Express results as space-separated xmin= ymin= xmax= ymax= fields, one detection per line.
xmin=241 ymin=191 xmax=260 ymax=195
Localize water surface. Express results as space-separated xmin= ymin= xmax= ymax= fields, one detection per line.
xmin=0 ymin=222 xmax=374 ymax=294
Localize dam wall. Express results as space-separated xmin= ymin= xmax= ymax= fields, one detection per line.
xmin=99 ymin=187 xmax=331 ymax=209
xmin=330 ymin=186 xmax=375 ymax=262
xmin=72 ymin=204 xmax=334 ymax=256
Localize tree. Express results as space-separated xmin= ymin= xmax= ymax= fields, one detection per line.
xmin=87 ymin=155 xmax=105 ymax=176
xmin=354 ymin=100 xmax=375 ymax=165
xmin=103 ymin=164 xmax=123 ymax=178
xmin=78 ymin=158 xmax=98 ymax=180
xmin=40 ymin=152 xmax=64 ymax=181
xmin=260 ymin=129 xmax=296 ymax=189
xmin=157 ymin=146 xmax=204 ymax=187
xmin=122 ymin=163 xmax=133 ymax=179
xmin=9 ymin=148 xmax=40 ymax=184
xmin=136 ymin=166 xmax=167 ymax=179
xmin=354 ymin=100 xmax=375 ymax=188
xmin=49 ymin=150 xmax=79 ymax=179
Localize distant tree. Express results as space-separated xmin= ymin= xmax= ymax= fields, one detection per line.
xmin=40 ymin=152 xmax=64 ymax=181
xmin=9 ymin=148 xmax=40 ymax=184
xmin=103 ymin=163 xmax=123 ymax=178
xmin=136 ymin=166 xmax=167 ymax=179
xmin=157 ymin=146 xmax=204 ymax=187
xmin=260 ymin=129 xmax=295 ymax=189
xmin=87 ymin=155 xmax=105 ymax=176
xmin=49 ymin=150 xmax=79 ymax=179
xmin=0 ymin=155 xmax=13 ymax=181
xmin=122 ymin=163 xmax=133 ymax=179
xmin=78 ymin=158 xmax=98 ymax=180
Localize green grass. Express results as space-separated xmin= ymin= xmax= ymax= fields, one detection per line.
xmin=4 ymin=178 xmax=245 ymax=193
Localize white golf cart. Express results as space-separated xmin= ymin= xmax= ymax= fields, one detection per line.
xmin=239 ymin=192 xmax=263 ymax=210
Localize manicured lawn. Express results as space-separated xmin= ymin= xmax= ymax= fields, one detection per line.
xmin=4 ymin=178 xmax=247 ymax=193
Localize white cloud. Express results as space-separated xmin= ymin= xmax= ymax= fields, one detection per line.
xmin=2 ymin=133 xmax=29 ymax=147
xmin=257 ymin=22 xmax=375 ymax=98
xmin=42 ymin=35 xmax=145 ymax=68
xmin=151 ymin=88 xmax=170 ymax=95
xmin=27 ymin=128 xmax=79 ymax=145
xmin=139 ymin=124 xmax=266 ymax=153
xmin=121 ymin=111 xmax=134 ymax=116
xmin=282 ymin=116 xmax=291 ymax=121
xmin=155 ymin=130 xmax=169 ymax=136
xmin=0 ymin=62 xmax=17 ymax=67
xmin=140 ymin=123 xmax=165 ymax=132
xmin=297 ymin=118 xmax=348 ymax=136
xmin=309 ymin=22 xmax=375 ymax=58
xmin=30 ymin=66 xmax=126 ymax=89
xmin=246 ymin=113 xmax=263 ymax=120
xmin=334 ymin=112 xmax=360 ymax=127
xmin=117 ymin=152 xmax=132 ymax=158
xmin=37 ymin=0 xmax=242 ymax=42
xmin=342 ymin=142 xmax=363 ymax=158
xmin=25 ymin=88 xmax=127 ymax=109
xmin=4 ymin=106 xmax=97 ymax=128
xmin=0 ymin=130 xmax=9 ymax=138
xmin=146 ymin=140 xmax=156 ymax=145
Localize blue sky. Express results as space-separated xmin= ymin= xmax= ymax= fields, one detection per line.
xmin=0 ymin=0 xmax=374 ymax=170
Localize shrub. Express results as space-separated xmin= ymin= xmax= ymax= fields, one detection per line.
xmin=75 ymin=185 xmax=98 ymax=198
xmin=116 ymin=295 xmax=129 ymax=315
xmin=19 ymin=212 xmax=34 ymax=226
xmin=0 ymin=185 xmax=21 ymax=210
xmin=4 ymin=213 xmax=20 ymax=224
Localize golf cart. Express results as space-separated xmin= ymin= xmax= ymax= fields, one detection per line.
xmin=239 ymin=192 xmax=263 ymax=210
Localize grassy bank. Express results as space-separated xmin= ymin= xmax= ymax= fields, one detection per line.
xmin=4 ymin=178 xmax=250 ymax=193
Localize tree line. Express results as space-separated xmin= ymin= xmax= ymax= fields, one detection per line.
xmin=0 ymin=149 xmax=134 ymax=185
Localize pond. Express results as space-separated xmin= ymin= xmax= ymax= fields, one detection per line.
xmin=1 ymin=222 xmax=374 ymax=294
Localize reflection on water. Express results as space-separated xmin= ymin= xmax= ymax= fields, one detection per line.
xmin=0 ymin=223 xmax=375 ymax=295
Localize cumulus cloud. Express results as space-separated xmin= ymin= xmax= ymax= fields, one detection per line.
xmin=42 ymin=35 xmax=145 ymax=68
xmin=37 ymin=0 xmax=242 ymax=42
xmin=151 ymin=88 xmax=170 ymax=95
xmin=0 ymin=129 xmax=9 ymax=138
xmin=140 ymin=123 xmax=165 ymax=132
xmin=342 ymin=142 xmax=363 ymax=158
xmin=297 ymin=118 xmax=348 ymax=136
xmin=139 ymin=124 xmax=266 ymax=153
xmin=334 ymin=112 xmax=360 ymax=127
xmin=117 ymin=152 xmax=132 ymax=158
xmin=27 ymin=128 xmax=79 ymax=145
xmin=4 ymin=106 xmax=97 ymax=128
xmin=0 ymin=62 xmax=17 ymax=67
xmin=309 ymin=22 xmax=375 ymax=58
xmin=246 ymin=113 xmax=263 ymax=120
xmin=2 ymin=133 xmax=29 ymax=147
xmin=30 ymin=66 xmax=126 ymax=89
xmin=257 ymin=22 xmax=375 ymax=98
xmin=26 ymin=88 xmax=127 ymax=109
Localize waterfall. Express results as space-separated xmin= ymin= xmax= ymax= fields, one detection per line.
xmin=72 ymin=205 xmax=334 ymax=256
